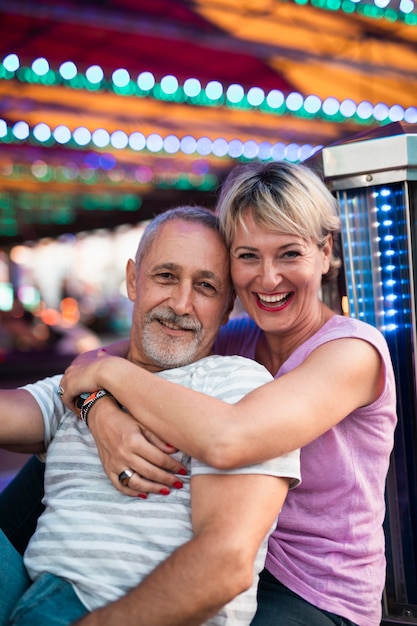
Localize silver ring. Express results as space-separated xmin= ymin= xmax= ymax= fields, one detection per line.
xmin=118 ymin=468 xmax=135 ymax=486
xmin=57 ymin=386 xmax=64 ymax=397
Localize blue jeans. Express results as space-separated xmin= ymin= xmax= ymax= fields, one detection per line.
xmin=251 ymin=569 xmax=358 ymax=626
xmin=0 ymin=529 xmax=88 ymax=626
xmin=0 ymin=456 xmax=45 ymax=555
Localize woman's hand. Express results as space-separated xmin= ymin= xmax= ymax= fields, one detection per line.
xmin=60 ymin=357 xmax=186 ymax=497
xmin=87 ymin=399 xmax=186 ymax=498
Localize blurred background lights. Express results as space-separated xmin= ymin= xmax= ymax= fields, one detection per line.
xmin=399 ymin=0 xmax=414 ymax=11
xmin=163 ymin=135 xmax=180 ymax=154
xmin=228 ymin=139 xmax=243 ymax=158
xmin=31 ymin=57 xmax=49 ymax=76
xmin=286 ymin=92 xmax=304 ymax=112
xmin=226 ymin=84 xmax=245 ymax=104
xmin=59 ymin=61 xmax=77 ymax=80
xmin=340 ymin=99 xmax=357 ymax=117
xmin=304 ymin=95 xmax=322 ymax=114
xmin=128 ymin=131 xmax=146 ymax=151
xmin=137 ymin=71 xmax=155 ymax=91
xmin=205 ymin=80 xmax=223 ymax=100
xmin=212 ymin=137 xmax=229 ymax=157
xmin=31 ymin=160 xmax=49 ymax=179
xmin=53 ymin=125 xmax=72 ymax=144
xmin=33 ymin=122 xmax=52 ymax=142
xmin=180 ymin=135 xmax=197 ymax=154
xmin=356 ymin=101 xmax=374 ymax=119
xmin=112 ymin=68 xmax=130 ymax=88
xmin=160 ymin=75 xmax=179 ymax=95
xmin=285 ymin=143 xmax=301 ymax=162
xmin=0 ymin=119 xmax=7 ymax=137
xmin=388 ymin=104 xmax=405 ymax=121
xmin=73 ymin=127 xmax=92 ymax=146
xmin=322 ymin=97 xmax=340 ymax=116
xmin=242 ymin=140 xmax=259 ymax=159
xmin=12 ymin=121 xmax=30 ymax=140
xmin=110 ymin=130 xmax=129 ymax=149
xmin=405 ymin=107 xmax=417 ymax=122
xmin=85 ymin=65 xmax=104 ymax=84
xmin=3 ymin=53 xmax=19 ymax=72
xmin=258 ymin=141 xmax=273 ymax=160
xmin=373 ymin=103 xmax=389 ymax=121
xmin=196 ymin=137 xmax=212 ymax=156
xmin=183 ymin=78 xmax=201 ymax=98
xmin=271 ymin=143 xmax=286 ymax=160
xmin=146 ymin=133 xmax=164 ymax=152
xmin=91 ymin=128 xmax=110 ymax=147
xmin=247 ymin=87 xmax=265 ymax=107
xmin=266 ymin=89 xmax=284 ymax=109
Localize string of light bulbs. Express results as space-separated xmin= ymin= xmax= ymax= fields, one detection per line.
xmin=1 ymin=54 xmax=416 ymax=129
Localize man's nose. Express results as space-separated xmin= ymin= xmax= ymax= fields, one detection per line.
xmin=170 ymin=282 xmax=194 ymax=315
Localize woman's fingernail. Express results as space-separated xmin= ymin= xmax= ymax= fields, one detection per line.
xmin=178 ymin=468 xmax=187 ymax=476
xmin=159 ymin=488 xmax=170 ymax=495
xmin=173 ymin=481 xmax=183 ymax=489
xmin=137 ymin=493 xmax=147 ymax=499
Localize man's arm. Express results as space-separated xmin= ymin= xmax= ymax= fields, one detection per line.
xmin=0 ymin=389 xmax=45 ymax=452
xmin=74 ymin=472 xmax=290 ymax=626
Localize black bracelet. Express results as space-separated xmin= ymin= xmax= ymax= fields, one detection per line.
xmin=78 ymin=389 xmax=112 ymax=428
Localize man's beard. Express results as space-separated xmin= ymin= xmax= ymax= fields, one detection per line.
xmin=141 ymin=307 xmax=204 ymax=369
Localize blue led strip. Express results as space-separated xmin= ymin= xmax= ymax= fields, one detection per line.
xmin=339 ymin=189 xmax=378 ymax=326
xmin=339 ymin=183 xmax=412 ymax=336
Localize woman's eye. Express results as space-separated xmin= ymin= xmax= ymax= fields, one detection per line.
xmin=282 ymin=250 xmax=300 ymax=259
xmin=238 ymin=252 xmax=257 ymax=260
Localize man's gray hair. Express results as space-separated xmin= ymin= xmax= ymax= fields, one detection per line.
xmin=135 ymin=205 xmax=221 ymax=266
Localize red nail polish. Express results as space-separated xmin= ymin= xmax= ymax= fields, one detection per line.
xmin=137 ymin=493 xmax=147 ymax=499
xmin=178 ymin=468 xmax=187 ymax=476
xmin=173 ymin=481 xmax=183 ymax=489
xmin=159 ymin=488 xmax=170 ymax=495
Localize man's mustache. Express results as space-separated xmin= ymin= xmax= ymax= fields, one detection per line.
xmin=146 ymin=308 xmax=202 ymax=332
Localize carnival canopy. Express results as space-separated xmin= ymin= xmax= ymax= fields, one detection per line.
xmin=0 ymin=0 xmax=416 ymax=245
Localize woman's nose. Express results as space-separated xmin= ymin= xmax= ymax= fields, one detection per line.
xmin=259 ymin=260 xmax=282 ymax=290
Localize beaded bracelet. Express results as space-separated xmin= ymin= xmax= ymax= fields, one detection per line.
xmin=78 ymin=389 xmax=112 ymax=428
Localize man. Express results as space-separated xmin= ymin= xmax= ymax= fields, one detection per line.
xmin=0 ymin=206 xmax=300 ymax=626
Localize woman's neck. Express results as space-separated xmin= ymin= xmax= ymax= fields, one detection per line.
xmin=255 ymin=305 xmax=335 ymax=376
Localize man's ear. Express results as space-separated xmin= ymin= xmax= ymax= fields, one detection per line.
xmin=125 ymin=259 xmax=137 ymax=302
xmin=221 ymin=290 xmax=236 ymax=326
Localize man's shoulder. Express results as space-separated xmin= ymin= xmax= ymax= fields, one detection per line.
xmin=158 ymin=354 xmax=272 ymax=395
xmin=178 ymin=354 xmax=269 ymax=375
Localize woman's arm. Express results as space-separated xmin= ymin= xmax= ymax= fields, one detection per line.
xmin=61 ymin=336 xmax=383 ymax=469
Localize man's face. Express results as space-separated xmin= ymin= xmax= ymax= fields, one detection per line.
xmin=126 ymin=219 xmax=233 ymax=371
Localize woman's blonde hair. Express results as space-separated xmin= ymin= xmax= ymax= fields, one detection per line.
xmin=216 ymin=161 xmax=342 ymax=282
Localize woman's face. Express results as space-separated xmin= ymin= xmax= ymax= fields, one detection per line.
xmin=229 ymin=209 xmax=332 ymax=335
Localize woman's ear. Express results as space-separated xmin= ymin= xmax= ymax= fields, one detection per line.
xmin=125 ymin=259 xmax=137 ymax=302
xmin=321 ymin=234 xmax=333 ymax=275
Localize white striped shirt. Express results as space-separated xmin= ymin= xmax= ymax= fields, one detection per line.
xmin=22 ymin=354 xmax=300 ymax=625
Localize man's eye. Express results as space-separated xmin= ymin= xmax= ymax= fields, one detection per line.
xmin=156 ymin=272 xmax=174 ymax=280
xmin=199 ymin=282 xmax=216 ymax=292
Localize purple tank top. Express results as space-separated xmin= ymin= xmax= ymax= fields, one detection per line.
xmin=214 ymin=314 xmax=397 ymax=626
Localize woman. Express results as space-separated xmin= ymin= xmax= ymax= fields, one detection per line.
xmin=8 ymin=162 xmax=397 ymax=625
